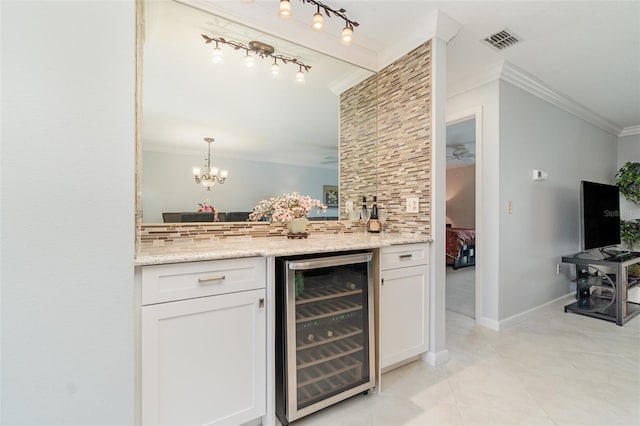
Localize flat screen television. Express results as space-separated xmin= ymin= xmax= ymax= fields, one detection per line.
xmin=580 ymin=180 xmax=621 ymax=251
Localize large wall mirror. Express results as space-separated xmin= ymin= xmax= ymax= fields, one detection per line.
xmin=140 ymin=0 xmax=375 ymax=223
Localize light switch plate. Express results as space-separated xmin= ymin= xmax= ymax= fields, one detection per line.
xmin=346 ymin=201 xmax=354 ymax=212
xmin=406 ymin=197 xmax=419 ymax=213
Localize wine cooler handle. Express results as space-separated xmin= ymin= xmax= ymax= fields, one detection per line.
xmin=259 ymin=298 xmax=265 ymax=308
xmin=288 ymin=252 xmax=372 ymax=270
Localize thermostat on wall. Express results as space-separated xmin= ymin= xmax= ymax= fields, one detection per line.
xmin=532 ymin=169 xmax=548 ymax=181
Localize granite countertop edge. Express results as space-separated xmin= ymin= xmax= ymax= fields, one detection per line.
xmin=135 ymin=234 xmax=432 ymax=266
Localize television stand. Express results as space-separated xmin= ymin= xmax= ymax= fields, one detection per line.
xmin=562 ymin=251 xmax=640 ymax=326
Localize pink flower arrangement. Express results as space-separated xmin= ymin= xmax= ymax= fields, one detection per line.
xmin=197 ymin=199 xmax=219 ymax=221
xmin=249 ymin=192 xmax=327 ymax=223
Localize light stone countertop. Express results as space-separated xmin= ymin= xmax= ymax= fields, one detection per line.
xmin=135 ymin=233 xmax=432 ymax=266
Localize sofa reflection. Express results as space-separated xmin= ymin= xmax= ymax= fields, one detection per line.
xmin=162 ymin=212 xmax=340 ymax=223
xmin=162 ymin=212 xmax=252 ymax=223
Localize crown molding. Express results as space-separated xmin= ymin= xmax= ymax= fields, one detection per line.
xmin=499 ymin=62 xmax=622 ymax=136
xmin=449 ymin=61 xmax=624 ymax=136
xmin=447 ymin=62 xmax=504 ymax=98
xmin=619 ymin=125 xmax=640 ymax=137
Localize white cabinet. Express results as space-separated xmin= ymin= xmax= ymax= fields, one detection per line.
xmin=138 ymin=258 xmax=266 ymax=426
xmin=379 ymin=244 xmax=429 ymax=370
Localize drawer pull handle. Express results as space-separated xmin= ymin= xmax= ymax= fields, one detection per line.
xmin=399 ymin=254 xmax=413 ymax=260
xmin=198 ymin=275 xmax=226 ymax=284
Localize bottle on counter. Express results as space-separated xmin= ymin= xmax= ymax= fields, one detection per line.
xmin=361 ymin=196 xmax=368 ymax=220
xmin=368 ymin=196 xmax=381 ymax=233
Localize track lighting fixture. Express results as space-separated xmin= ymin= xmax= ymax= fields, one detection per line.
xmin=271 ymin=0 xmax=359 ymax=45
xmin=296 ymin=65 xmax=305 ymax=83
xmin=279 ymin=0 xmax=292 ymax=19
xmin=202 ymin=34 xmax=311 ymax=81
xmin=311 ymin=6 xmax=324 ymax=31
xmin=244 ymin=50 xmax=255 ymax=67
xmin=341 ymin=22 xmax=354 ymax=45
xmin=211 ymin=41 xmax=223 ymax=63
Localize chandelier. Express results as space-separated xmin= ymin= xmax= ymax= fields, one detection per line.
xmin=192 ymin=138 xmax=228 ymax=190
xmin=202 ymin=35 xmax=311 ymax=82
xmin=277 ymin=0 xmax=359 ymax=45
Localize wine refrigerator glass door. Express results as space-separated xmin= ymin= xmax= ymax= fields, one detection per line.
xmin=285 ymin=252 xmax=375 ymax=422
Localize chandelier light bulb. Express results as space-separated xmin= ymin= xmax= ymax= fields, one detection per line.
xmin=271 ymin=61 xmax=280 ymax=76
xmin=312 ymin=11 xmax=324 ymax=31
xmin=341 ymin=25 xmax=353 ymax=45
xmin=192 ymin=167 xmax=201 ymax=176
xmin=220 ymin=169 xmax=229 ymax=179
xmin=296 ymin=68 xmax=305 ymax=83
xmin=244 ymin=51 xmax=255 ymax=67
xmin=279 ymin=0 xmax=292 ymax=19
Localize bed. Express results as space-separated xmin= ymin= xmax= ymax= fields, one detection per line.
xmin=446 ymin=227 xmax=476 ymax=269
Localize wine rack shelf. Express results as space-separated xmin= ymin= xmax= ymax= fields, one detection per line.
xmin=296 ymin=285 xmax=362 ymax=305
xmin=296 ymin=324 xmax=362 ymax=350
xmin=296 ymin=337 xmax=363 ymax=369
xmin=296 ymin=355 xmax=363 ymax=406
xmin=296 ymin=299 xmax=362 ymax=323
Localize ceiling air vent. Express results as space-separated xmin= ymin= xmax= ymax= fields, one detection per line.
xmin=482 ymin=28 xmax=521 ymax=51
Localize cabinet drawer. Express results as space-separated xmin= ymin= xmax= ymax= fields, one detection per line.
xmin=381 ymin=243 xmax=428 ymax=270
xmin=141 ymin=257 xmax=266 ymax=305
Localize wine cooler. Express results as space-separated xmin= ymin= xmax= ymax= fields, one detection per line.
xmin=275 ymin=251 xmax=375 ymax=425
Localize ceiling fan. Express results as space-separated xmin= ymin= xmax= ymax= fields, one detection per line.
xmin=446 ymin=144 xmax=475 ymax=162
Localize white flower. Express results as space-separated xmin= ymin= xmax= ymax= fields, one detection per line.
xmin=249 ymin=192 xmax=327 ymax=223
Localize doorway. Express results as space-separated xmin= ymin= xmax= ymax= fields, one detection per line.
xmin=445 ymin=116 xmax=477 ymax=319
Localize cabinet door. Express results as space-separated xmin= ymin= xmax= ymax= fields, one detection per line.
xmin=141 ymin=289 xmax=266 ymax=426
xmin=380 ymin=265 xmax=429 ymax=369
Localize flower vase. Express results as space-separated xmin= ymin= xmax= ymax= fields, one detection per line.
xmin=287 ymin=217 xmax=309 ymax=236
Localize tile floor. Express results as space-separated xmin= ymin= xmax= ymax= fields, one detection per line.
xmin=446 ymin=267 xmax=475 ymax=319
xmin=295 ymin=299 xmax=640 ymax=426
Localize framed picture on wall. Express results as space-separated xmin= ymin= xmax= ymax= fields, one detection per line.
xmin=323 ymin=185 xmax=338 ymax=208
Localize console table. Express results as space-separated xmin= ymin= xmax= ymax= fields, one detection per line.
xmin=562 ymin=251 xmax=640 ymax=326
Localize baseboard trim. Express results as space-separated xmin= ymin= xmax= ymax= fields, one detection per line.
xmin=499 ymin=293 xmax=573 ymax=330
xmin=475 ymin=293 xmax=574 ymax=331
xmin=423 ymin=349 xmax=449 ymax=366
xmin=476 ymin=317 xmax=500 ymax=330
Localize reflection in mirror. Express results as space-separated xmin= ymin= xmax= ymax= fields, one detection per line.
xmin=141 ymin=0 xmax=375 ymax=223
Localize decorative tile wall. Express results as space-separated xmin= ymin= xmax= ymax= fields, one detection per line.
xmin=340 ymin=40 xmax=432 ymax=236
xmin=340 ymin=74 xmax=378 ymax=218
xmin=376 ymin=41 xmax=432 ymax=235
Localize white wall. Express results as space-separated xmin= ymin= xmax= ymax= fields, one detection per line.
xmin=447 ymin=80 xmax=500 ymax=323
xmin=1 ymin=2 xmax=135 ymax=424
xmin=446 ymin=165 xmax=475 ymax=228
xmin=142 ymin=151 xmax=338 ymax=222
xmin=498 ymin=80 xmax=618 ymax=319
xmin=617 ymin=133 xmax=640 ymax=220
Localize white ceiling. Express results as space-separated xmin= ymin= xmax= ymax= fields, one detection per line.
xmin=143 ymin=0 xmax=639 ymax=169
xmin=186 ymin=0 xmax=639 ymax=132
